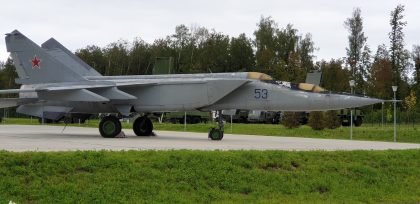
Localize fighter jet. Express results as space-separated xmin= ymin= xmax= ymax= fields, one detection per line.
xmin=0 ymin=30 xmax=382 ymax=140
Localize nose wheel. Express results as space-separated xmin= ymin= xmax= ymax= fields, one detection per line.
xmin=209 ymin=111 xmax=224 ymax=140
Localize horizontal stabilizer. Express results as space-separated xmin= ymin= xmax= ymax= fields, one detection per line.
xmin=38 ymin=89 xmax=109 ymax=102
xmin=91 ymin=87 xmax=137 ymax=100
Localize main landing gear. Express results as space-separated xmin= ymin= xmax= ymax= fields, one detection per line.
xmin=99 ymin=115 xmax=154 ymax=138
xmin=133 ymin=116 xmax=153 ymax=136
xmin=208 ymin=110 xmax=224 ymax=140
xmin=99 ymin=115 xmax=122 ymax=138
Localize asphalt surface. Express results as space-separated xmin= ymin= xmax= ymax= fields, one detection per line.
xmin=0 ymin=125 xmax=420 ymax=152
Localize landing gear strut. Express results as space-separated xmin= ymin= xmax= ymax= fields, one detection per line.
xmin=99 ymin=115 xmax=122 ymax=138
xmin=133 ymin=116 xmax=154 ymax=136
xmin=209 ymin=110 xmax=224 ymax=140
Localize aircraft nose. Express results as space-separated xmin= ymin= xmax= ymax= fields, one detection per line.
xmin=329 ymin=93 xmax=383 ymax=109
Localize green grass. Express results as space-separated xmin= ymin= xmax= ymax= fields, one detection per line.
xmin=0 ymin=150 xmax=419 ymax=203
xmin=2 ymin=117 xmax=420 ymax=143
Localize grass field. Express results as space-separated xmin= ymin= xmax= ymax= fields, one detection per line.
xmin=2 ymin=117 xmax=420 ymax=143
xmin=0 ymin=150 xmax=419 ymax=203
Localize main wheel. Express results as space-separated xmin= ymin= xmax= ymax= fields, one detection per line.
xmin=208 ymin=128 xmax=224 ymax=140
xmin=133 ymin=116 xmax=153 ymax=136
xmin=99 ymin=116 xmax=122 ymax=138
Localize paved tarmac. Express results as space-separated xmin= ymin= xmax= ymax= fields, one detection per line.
xmin=0 ymin=125 xmax=419 ymax=152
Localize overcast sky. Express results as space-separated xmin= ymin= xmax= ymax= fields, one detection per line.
xmin=1 ymin=0 xmax=419 ymax=63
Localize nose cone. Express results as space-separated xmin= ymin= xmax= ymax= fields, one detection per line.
xmin=329 ymin=94 xmax=383 ymax=109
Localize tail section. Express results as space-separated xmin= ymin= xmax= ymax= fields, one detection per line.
xmin=5 ymin=30 xmax=86 ymax=84
xmin=41 ymin=38 xmax=102 ymax=77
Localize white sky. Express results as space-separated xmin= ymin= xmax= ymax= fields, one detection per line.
xmin=0 ymin=0 xmax=419 ymax=62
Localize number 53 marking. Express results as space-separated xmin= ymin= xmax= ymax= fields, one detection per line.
xmin=254 ymin=89 xmax=268 ymax=99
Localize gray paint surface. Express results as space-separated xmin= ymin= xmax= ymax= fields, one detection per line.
xmin=0 ymin=125 xmax=419 ymax=152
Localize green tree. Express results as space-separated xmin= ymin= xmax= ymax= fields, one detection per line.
xmin=275 ymin=25 xmax=307 ymax=82
xmin=198 ymin=31 xmax=230 ymax=73
xmin=254 ymin=16 xmax=277 ymax=72
xmin=285 ymin=51 xmax=305 ymax=82
xmin=403 ymin=90 xmax=416 ymax=124
xmin=129 ymin=38 xmax=153 ymax=75
xmin=299 ymin=33 xmax=316 ymax=72
xmin=0 ymin=58 xmax=18 ymax=89
xmin=189 ymin=26 xmax=210 ymax=72
xmin=276 ymin=24 xmax=299 ymax=65
xmin=229 ymin=33 xmax=255 ymax=72
xmin=389 ymin=4 xmax=410 ymax=99
xmin=412 ymin=45 xmax=420 ymax=108
xmin=319 ymin=59 xmax=350 ymax=93
xmin=281 ymin=112 xmax=300 ymax=129
xmin=344 ymin=8 xmax=370 ymax=94
xmin=103 ymin=40 xmax=130 ymax=76
xmin=324 ymin=110 xmax=341 ymax=129
xmin=0 ymin=58 xmax=18 ymax=98
xmin=172 ymin=24 xmax=191 ymax=73
xmin=369 ymin=45 xmax=393 ymax=99
xmin=308 ymin=111 xmax=325 ymax=130
xmin=75 ymin=45 xmax=107 ymax=74
xmin=151 ymin=37 xmax=176 ymax=71
xmin=254 ymin=17 xmax=315 ymax=82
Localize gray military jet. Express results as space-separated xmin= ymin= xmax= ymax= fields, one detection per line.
xmin=0 ymin=30 xmax=382 ymax=140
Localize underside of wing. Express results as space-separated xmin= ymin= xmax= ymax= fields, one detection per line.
xmin=0 ymin=98 xmax=37 ymax=108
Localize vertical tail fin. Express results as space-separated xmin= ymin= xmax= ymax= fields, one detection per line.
xmin=5 ymin=30 xmax=86 ymax=84
xmin=41 ymin=38 xmax=102 ymax=77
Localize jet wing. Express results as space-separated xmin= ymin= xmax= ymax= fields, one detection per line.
xmin=0 ymin=79 xmax=249 ymax=103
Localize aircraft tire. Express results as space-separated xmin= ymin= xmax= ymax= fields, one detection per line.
xmin=208 ymin=128 xmax=224 ymax=140
xmin=99 ymin=116 xmax=122 ymax=138
xmin=133 ymin=116 xmax=153 ymax=136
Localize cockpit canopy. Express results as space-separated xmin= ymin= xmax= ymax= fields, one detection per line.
xmin=246 ymin=72 xmax=274 ymax=81
xmin=247 ymin=72 xmax=326 ymax=93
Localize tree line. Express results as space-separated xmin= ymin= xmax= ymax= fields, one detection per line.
xmin=0 ymin=4 xmax=419 ymax=111
xmin=74 ymin=18 xmax=315 ymax=83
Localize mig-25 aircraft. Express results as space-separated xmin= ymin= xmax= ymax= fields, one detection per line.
xmin=0 ymin=30 xmax=382 ymax=140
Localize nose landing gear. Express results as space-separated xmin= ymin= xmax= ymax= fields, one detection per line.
xmin=209 ymin=110 xmax=224 ymax=140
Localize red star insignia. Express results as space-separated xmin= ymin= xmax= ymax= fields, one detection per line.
xmin=31 ymin=55 xmax=41 ymax=69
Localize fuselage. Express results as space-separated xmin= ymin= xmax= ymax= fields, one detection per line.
xmin=18 ymin=72 xmax=381 ymax=116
